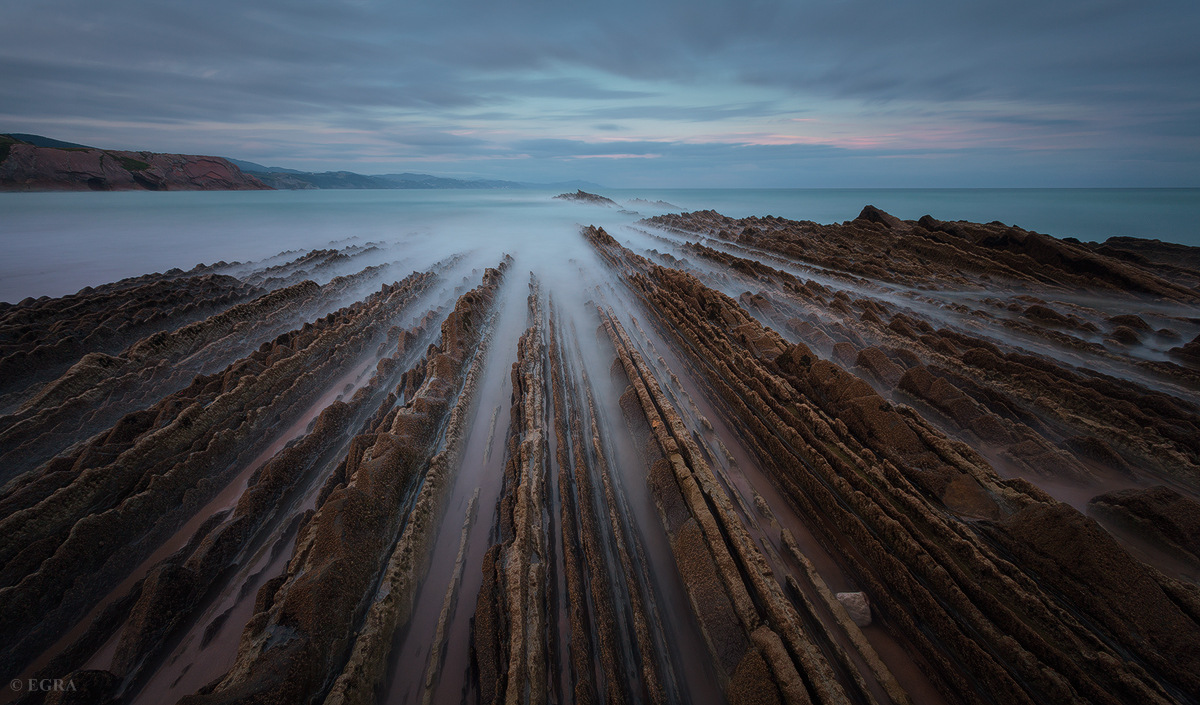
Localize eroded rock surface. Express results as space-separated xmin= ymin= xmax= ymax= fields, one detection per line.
xmin=3 ymin=204 xmax=1199 ymax=705
xmin=585 ymin=217 xmax=1200 ymax=705
xmin=553 ymin=189 xmax=618 ymax=206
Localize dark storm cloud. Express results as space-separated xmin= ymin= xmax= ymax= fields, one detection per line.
xmin=1 ymin=0 xmax=1197 ymax=185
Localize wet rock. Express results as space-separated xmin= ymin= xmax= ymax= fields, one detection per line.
xmin=1023 ymin=304 xmax=1070 ymax=325
xmin=599 ymin=302 xmax=849 ymax=705
xmin=1109 ymin=325 xmax=1141 ymax=345
xmin=1064 ymin=435 xmax=1134 ymax=475
xmin=5 ymin=201 xmax=1200 ymax=705
xmin=650 ymin=208 xmax=1199 ymax=301
xmin=553 ymin=189 xmax=617 ymax=206
xmin=727 ymin=648 xmax=783 ymax=705
xmin=984 ymin=502 xmax=1200 ymax=698
xmin=855 ymin=347 xmax=904 ymax=387
xmin=1107 ymin=314 xmax=1151 ymax=331
xmin=182 ymin=261 xmax=508 ymax=705
xmin=0 ymin=264 xmax=451 ymax=682
xmin=109 ymin=563 xmax=198 ymax=676
xmin=854 ymin=205 xmax=904 ymax=229
xmin=831 ymin=341 xmax=858 ymax=368
xmin=0 ymin=272 xmax=259 ymax=407
xmin=41 ymin=669 xmax=120 ymax=705
xmin=835 ymin=592 xmax=872 ymax=627
xmin=1168 ymin=333 xmax=1200 ymax=365
xmin=587 ymin=221 xmax=1196 ymax=705
xmin=1089 ymin=486 xmax=1200 ymax=564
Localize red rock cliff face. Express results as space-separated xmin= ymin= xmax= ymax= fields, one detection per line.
xmin=0 ymin=143 xmax=271 ymax=191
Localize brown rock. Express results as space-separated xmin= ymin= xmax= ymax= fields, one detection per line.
xmin=855 ymin=347 xmax=904 ymax=387
xmin=0 ymin=142 xmax=270 ymax=192
xmin=1109 ymin=325 xmax=1141 ymax=345
xmin=986 ymin=502 xmax=1200 ymax=696
xmin=1088 ymin=486 xmax=1200 ymax=563
xmin=42 ymin=670 xmax=120 ymax=705
xmin=835 ymin=592 xmax=872 ymax=627
xmin=1106 ymin=314 xmax=1151 ymax=331
xmin=831 ymin=341 xmax=858 ymax=368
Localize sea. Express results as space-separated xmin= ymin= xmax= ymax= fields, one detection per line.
xmin=1 ymin=188 xmax=1198 ymax=304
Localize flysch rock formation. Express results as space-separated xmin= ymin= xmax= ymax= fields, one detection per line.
xmin=552 ymin=190 xmax=619 ymax=207
xmin=0 ymin=260 xmax=429 ymax=484
xmin=0 ymin=254 xmax=469 ymax=685
xmin=2 ymin=204 xmax=1199 ymax=705
xmin=584 ymin=208 xmax=1200 ymax=704
xmin=166 ymin=260 xmax=509 ymax=705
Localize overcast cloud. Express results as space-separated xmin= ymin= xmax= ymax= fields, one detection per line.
xmin=2 ymin=0 xmax=1197 ymax=186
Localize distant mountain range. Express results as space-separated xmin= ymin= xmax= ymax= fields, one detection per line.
xmin=225 ymin=159 xmax=601 ymax=191
xmin=0 ymin=133 xmax=603 ymax=191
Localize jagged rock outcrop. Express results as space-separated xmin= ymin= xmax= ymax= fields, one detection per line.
xmin=553 ymin=189 xmax=618 ymax=206
xmin=473 ymin=284 xmax=554 ymax=705
xmin=473 ymin=284 xmax=677 ymax=705
xmin=0 ymin=261 xmax=427 ymax=484
xmin=0 ymin=272 xmax=260 ymax=406
xmin=585 ymin=222 xmax=1200 ymax=705
xmin=0 ymin=265 xmax=451 ymax=682
xmin=602 ymin=304 xmax=854 ymax=705
xmin=647 ymin=208 xmax=1200 ymax=302
xmin=1089 ymin=486 xmax=1200 ymax=566
xmin=174 ymin=259 xmax=508 ymax=705
xmin=642 ymin=213 xmax=1200 ymax=493
xmin=5 ymin=201 xmax=1200 ymax=705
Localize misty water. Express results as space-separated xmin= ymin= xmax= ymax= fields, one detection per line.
xmin=2 ymin=188 xmax=1199 ymax=303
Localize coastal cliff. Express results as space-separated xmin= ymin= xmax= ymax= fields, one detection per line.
xmin=0 ymin=135 xmax=270 ymax=191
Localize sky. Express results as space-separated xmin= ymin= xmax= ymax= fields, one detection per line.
xmin=2 ymin=0 xmax=1198 ymax=188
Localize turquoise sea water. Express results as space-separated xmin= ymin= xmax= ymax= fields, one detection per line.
xmin=1 ymin=188 xmax=1197 ymax=303
xmin=606 ymin=188 xmax=1200 ymax=244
